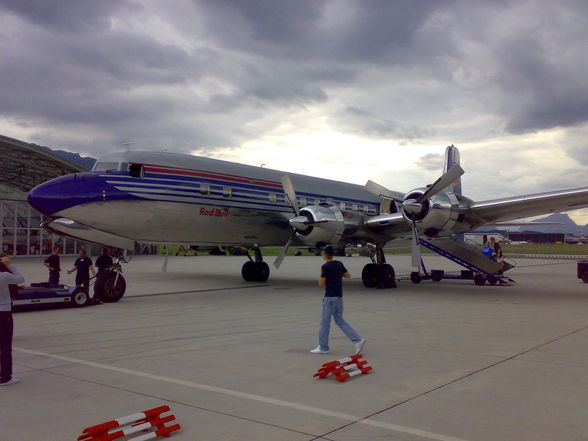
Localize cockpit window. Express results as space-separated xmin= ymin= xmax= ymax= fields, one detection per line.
xmin=129 ymin=163 xmax=145 ymax=178
xmin=93 ymin=162 xmax=119 ymax=171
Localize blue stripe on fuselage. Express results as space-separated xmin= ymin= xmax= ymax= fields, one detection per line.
xmin=28 ymin=170 xmax=380 ymax=216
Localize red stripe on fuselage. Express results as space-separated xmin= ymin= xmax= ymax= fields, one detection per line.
xmin=138 ymin=163 xmax=283 ymax=189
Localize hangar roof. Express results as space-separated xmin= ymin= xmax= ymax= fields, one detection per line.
xmin=0 ymin=134 xmax=85 ymax=195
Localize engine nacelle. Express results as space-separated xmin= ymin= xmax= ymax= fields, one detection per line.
xmin=401 ymin=188 xmax=460 ymax=237
xmin=293 ymin=204 xmax=345 ymax=245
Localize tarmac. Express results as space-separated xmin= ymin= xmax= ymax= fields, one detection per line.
xmin=1 ymin=253 xmax=588 ymax=441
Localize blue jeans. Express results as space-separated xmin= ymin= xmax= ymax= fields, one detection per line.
xmin=319 ymin=297 xmax=361 ymax=351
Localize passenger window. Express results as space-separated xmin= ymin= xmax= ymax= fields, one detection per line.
xmin=269 ymin=193 xmax=277 ymax=203
xmin=129 ymin=164 xmax=144 ymax=178
xmin=200 ymin=183 xmax=210 ymax=196
xmin=223 ymin=187 xmax=232 ymax=198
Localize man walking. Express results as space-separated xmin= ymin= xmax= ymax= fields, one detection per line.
xmin=310 ymin=245 xmax=366 ymax=355
xmin=0 ymin=255 xmax=25 ymax=386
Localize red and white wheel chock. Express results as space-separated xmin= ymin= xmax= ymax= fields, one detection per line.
xmin=77 ymin=405 xmax=181 ymax=441
xmin=313 ymin=354 xmax=372 ymax=382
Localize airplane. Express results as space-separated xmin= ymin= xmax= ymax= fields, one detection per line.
xmin=27 ymin=145 xmax=588 ymax=301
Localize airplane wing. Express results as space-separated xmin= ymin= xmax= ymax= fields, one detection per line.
xmin=469 ymin=186 xmax=588 ymax=225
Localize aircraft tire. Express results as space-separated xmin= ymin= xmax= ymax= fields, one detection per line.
xmin=241 ymin=261 xmax=256 ymax=281
xmin=376 ymin=264 xmax=396 ymax=289
xmin=474 ymin=274 xmax=486 ymax=286
xmin=487 ymin=275 xmax=498 ymax=285
xmin=95 ymin=271 xmax=126 ymax=302
xmin=254 ymin=262 xmax=270 ymax=282
xmin=410 ymin=272 xmax=422 ymax=284
xmin=361 ymin=264 xmax=378 ymax=288
xmin=71 ymin=288 xmax=89 ymax=307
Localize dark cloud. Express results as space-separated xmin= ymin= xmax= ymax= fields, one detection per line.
xmin=0 ymin=0 xmax=141 ymax=33
xmin=0 ymin=0 xmax=587 ymax=168
xmin=416 ymin=153 xmax=443 ymax=171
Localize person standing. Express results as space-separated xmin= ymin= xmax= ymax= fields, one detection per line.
xmin=44 ymin=247 xmax=61 ymax=286
xmin=67 ymin=248 xmax=95 ymax=294
xmin=310 ymin=245 xmax=366 ymax=355
xmin=92 ymin=247 xmax=113 ymax=304
xmin=95 ymin=247 xmax=113 ymax=275
xmin=0 ymin=255 xmax=25 ymax=386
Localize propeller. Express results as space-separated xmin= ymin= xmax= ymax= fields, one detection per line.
xmin=274 ymin=175 xmax=333 ymax=268
xmin=416 ymin=164 xmax=464 ymax=203
xmin=408 ymin=165 xmax=464 ymax=269
xmin=274 ymin=175 xmax=300 ymax=269
xmin=366 ymin=165 xmax=464 ymax=271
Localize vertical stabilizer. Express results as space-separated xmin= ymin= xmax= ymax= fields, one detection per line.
xmin=443 ymin=145 xmax=462 ymax=195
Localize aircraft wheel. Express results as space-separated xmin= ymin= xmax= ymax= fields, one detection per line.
xmin=71 ymin=288 xmax=89 ymax=307
xmin=241 ymin=261 xmax=256 ymax=281
xmin=410 ymin=272 xmax=422 ymax=284
xmin=254 ymin=262 xmax=270 ymax=282
xmin=361 ymin=264 xmax=378 ymax=288
xmin=95 ymin=271 xmax=126 ymax=302
xmin=431 ymin=270 xmax=444 ymax=282
xmin=487 ymin=275 xmax=498 ymax=285
xmin=474 ymin=274 xmax=486 ymax=286
xmin=376 ymin=264 xmax=396 ymax=289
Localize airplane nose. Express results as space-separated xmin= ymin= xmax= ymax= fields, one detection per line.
xmin=28 ymin=173 xmax=101 ymax=216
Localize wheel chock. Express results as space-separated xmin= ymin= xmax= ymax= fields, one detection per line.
xmin=313 ymin=354 xmax=373 ymax=382
xmin=77 ymin=405 xmax=181 ymax=441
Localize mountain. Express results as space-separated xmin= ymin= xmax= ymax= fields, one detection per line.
xmin=476 ymin=212 xmax=588 ymax=235
xmin=530 ymin=213 xmax=588 ymax=235
xmin=51 ymin=149 xmax=96 ymax=170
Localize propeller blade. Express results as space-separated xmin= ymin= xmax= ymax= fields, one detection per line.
xmin=418 ymin=164 xmax=464 ymax=202
xmin=281 ymin=175 xmax=300 ymax=215
xmin=162 ymin=250 xmax=169 ymax=273
xmin=365 ymin=180 xmax=405 ymax=202
xmin=274 ymin=232 xmax=295 ymax=269
xmin=410 ymin=221 xmax=421 ymax=269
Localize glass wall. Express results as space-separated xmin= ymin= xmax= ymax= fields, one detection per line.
xmin=1 ymin=199 xmax=84 ymax=256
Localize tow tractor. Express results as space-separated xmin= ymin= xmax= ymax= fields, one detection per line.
xmin=13 ymin=283 xmax=90 ymax=310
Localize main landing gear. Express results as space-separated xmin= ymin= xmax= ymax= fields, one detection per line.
xmin=241 ymin=247 xmax=270 ymax=282
xmin=361 ymin=248 xmax=396 ymax=289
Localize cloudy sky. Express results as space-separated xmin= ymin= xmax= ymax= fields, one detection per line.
xmin=1 ymin=0 xmax=588 ymax=222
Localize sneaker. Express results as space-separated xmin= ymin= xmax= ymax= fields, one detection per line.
xmin=91 ymin=298 xmax=103 ymax=305
xmin=354 ymin=338 xmax=366 ymax=355
xmin=0 ymin=377 xmax=20 ymax=386
xmin=310 ymin=346 xmax=329 ymax=354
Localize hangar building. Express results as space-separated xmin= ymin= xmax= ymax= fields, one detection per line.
xmin=0 ymin=134 xmax=90 ymax=256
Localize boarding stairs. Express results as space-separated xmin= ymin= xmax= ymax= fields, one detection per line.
xmin=418 ymin=237 xmax=515 ymax=285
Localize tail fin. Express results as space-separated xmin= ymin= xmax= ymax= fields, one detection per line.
xmin=443 ymin=145 xmax=462 ymax=195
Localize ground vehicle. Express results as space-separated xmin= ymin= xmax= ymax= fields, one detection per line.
xmin=12 ymin=283 xmax=89 ymax=310
xmin=578 ymin=261 xmax=588 ymax=283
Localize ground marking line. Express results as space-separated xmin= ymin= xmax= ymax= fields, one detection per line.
xmin=130 ymin=284 xmax=270 ymax=298
xmin=15 ymin=347 xmax=467 ymax=441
